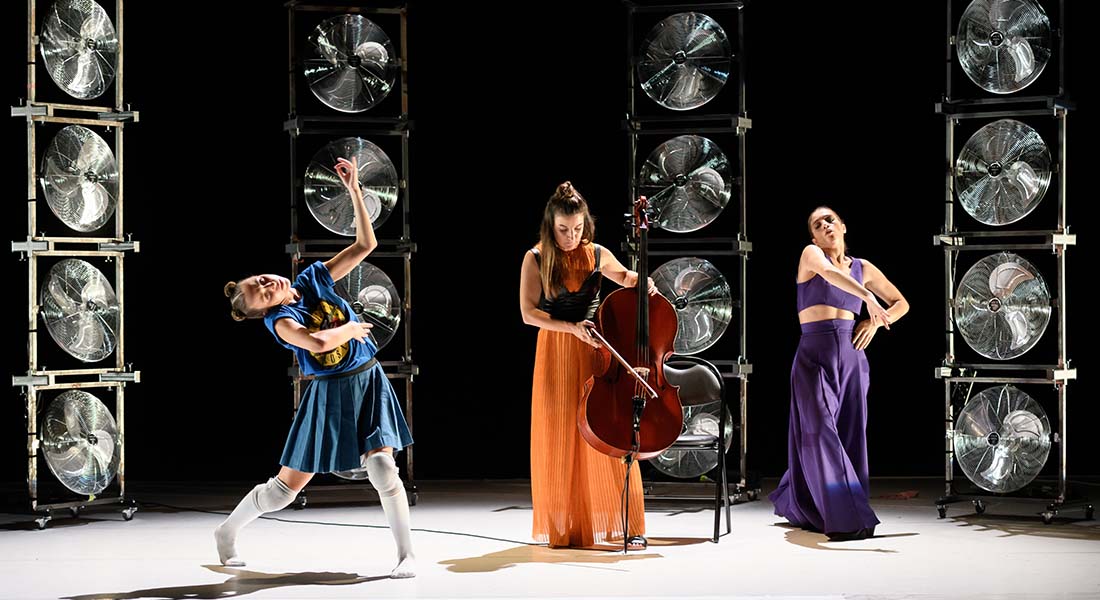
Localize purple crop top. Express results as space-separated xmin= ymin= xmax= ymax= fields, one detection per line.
xmin=796 ymin=257 xmax=864 ymax=314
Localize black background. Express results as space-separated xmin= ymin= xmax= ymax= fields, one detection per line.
xmin=3 ymin=2 xmax=1095 ymax=491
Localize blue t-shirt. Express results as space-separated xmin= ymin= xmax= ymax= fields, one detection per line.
xmin=264 ymin=261 xmax=377 ymax=376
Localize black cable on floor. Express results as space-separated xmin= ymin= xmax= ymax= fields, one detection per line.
xmin=136 ymin=500 xmax=546 ymax=546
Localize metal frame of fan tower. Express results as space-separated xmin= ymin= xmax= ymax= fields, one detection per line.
xmin=284 ymin=1 xmax=418 ymax=506
xmin=10 ymin=0 xmax=140 ymax=529
xmin=623 ymin=1 xmax=758 ymax=505
xmin=934 ymin=0 xmax=1091 ymax=524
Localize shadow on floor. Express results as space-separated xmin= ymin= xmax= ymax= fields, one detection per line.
xmin=948 ymin=512 xmax=1100 ymax=540
xmin=775 ymin=522 xmax=918 ymax=553
xmin=439 ymin=538 xmax=710 ymax=574
xmin=61 ymin=565 xmax=390 ymax=600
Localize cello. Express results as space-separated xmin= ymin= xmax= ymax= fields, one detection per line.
xmin=579 ymin=195 xmax=683 ymax=459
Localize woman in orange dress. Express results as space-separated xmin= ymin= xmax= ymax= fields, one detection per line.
xmin=518 ymin=181 xmax=654 ymax=548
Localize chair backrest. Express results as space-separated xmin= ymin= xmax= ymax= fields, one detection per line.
xmin=663 ymin=356 xmax=723 ymax=406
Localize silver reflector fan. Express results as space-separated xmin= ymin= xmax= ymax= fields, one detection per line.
xmin=306 ymin=14 xmax=398 ymax=113
xmin=638 ymin=12 xmax=731 ymax=111
xmin=333 ymin=453 xmax=370 ymax=482
xmin=640 ymin=135 xmax=732 ymax=233
xmin=957 ymin=0 xmax=1051 ymax=94
xmin=651 ymin=358 xmax=733 ymax=478
xmin=41 ymin=390 xmax=120 ymax=495
xmin=954 ymin=252 xmax=1049 ymax=360
xmin=652 ymin=258 xmax=731 ymax=355
xmin=304 ymin=137 xmax=398 ymax=235
xmin=40 ymin=259 xmax=118 ymax=363
xmin=40 ymin=125 xmax=118 ymax=232
xmin=955 ymin=119 xmax=1050 ymax=226
xmin=333 ymin=262 xmax=401 ymax=350
xmin=39 ymin=0 xmax=118 ymax=100
xmin=953 ymin=384 xmax=1050 ymax=493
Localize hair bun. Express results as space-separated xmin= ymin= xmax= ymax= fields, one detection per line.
xmin=558 ymin=181 xmax=575 ymax=199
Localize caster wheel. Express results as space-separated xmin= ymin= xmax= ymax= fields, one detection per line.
xmin=973 ymin=500 xmax=986 ymax=515
xmin=1085 ymin=505 xmax=1095 ymax=520
xmin=1041 ymin=511 xmax=1055 ymax=525
xmin=937 ymin=505 xmax=947 ymax=519
xmin=122 ymin=507 xmax=137 ymax=521
xmin=408 ymin=492 xmax=418 ymax=507
xmin=747 ymin=490 xmax=759 ymax=502
xmin=35 ymin=511 xmax=51 ymax=530
xmin=69 ymin=506 xmax=81 ymax=518
xmin=293 ymin=495 xmax=307 ymax=510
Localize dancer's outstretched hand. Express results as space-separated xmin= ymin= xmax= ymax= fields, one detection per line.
xmin=334 ymin=157 xmax=360 ymax=194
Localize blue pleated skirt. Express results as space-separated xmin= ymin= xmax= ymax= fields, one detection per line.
xmin=279 ymin=362 xmax=413 ymax=473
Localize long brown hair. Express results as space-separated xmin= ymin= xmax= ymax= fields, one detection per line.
xmin=538 ymin=181 xmax=595 ymax=297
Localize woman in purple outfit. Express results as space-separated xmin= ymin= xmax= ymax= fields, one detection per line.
xmin=769 ymin=206 xmax=909 ymax=540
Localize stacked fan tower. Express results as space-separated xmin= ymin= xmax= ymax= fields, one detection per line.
xmin=283 ymin=1 xmax=418 ymax=505
xmin=623 ymin=0 xmax=758 ymax=529
xmin=11 ymin=0 xmax=139 ymax=529
xmin=934 ymin=0 xmax=1090 ymax=523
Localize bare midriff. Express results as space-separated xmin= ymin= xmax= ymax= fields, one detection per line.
xmin=798 ymin=305 xmax=856 ymax=324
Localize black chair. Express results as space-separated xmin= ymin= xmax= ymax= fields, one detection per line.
xmin=661 ymin=355 xmax=732 ymax=542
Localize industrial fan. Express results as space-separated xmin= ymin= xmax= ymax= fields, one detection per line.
xmin=39 ymin=0 xmax=118 ymax=100
xmin=332 ymin=262 xmax=401 ymax=351
xmin=954 ymin=252 xmax=1050 ymax=360
xmin=651 ymin=357 xmax=732 ymax=479
xmin=637 ymin=12 xmax=731 ymax=111
xmin=652 ymin=257 xmax=731 ymax=355
xmin=639 ymin=135 xmax=732 ymax=233
xmin=40 ymin=390 xmax=120 ymax=495
xmin=305 ymin=14 xmax=398 ymax=113
xmin=304 ymin=137 xmax=398 ymax=235
xmin=957 ymin=0 xmax=1051 ymax=94
xmin=40 ymin=259 xmax=119 ymax=363
xmin=953 ymin=384 xmax=1050 ymax=493
xmin=955 ymin=119 xmax=1050 ymax=226
xmin=333 ymin=453 xmax=371 ymax=482
xmin=40 ymin=125 xmax=118 ymax=232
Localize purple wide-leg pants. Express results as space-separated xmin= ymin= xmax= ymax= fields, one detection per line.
xmin=769 ymin=319 xmax=880 ymax=535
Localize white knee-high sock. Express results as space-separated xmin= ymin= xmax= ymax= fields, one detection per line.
xmin=214 ymin=477 xmax=297 ymax=566
xmin=366 ymin=453 xmax=415 ymax=578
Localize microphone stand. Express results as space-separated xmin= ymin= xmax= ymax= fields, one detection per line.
xmin=587 ymin=327 xmax=655 ymax=552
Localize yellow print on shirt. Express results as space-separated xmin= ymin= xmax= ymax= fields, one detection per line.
xmin=306 ymin=300 xmax=349 ymax=367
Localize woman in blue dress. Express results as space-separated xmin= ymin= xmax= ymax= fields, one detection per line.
xmin=219 ymin=157 xmax=415 ymax=577
xmin=769 ymin=206 xmax=909 ymax=541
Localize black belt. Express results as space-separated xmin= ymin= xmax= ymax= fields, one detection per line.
xmin=312 ymin=357 xmax=378 ymax=380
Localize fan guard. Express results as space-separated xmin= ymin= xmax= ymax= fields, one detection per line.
xmin=306 ymin=14 xmax=398 ymax=113
xmin=40 ymin=259 xmax=119 ymax=363
xmin=304 ymin=137 xmax=399 ymax=235
xmin=954 ymin=252 xmax=1050 ymax=360
xmin=40 ymin=125 xmax=118 ymax=232
xmin=953 ymin=384 xmax=1050 ymax=493
xmin=332 ymin=262 xmax=401 ymax=350
xmin=652 ymin=257 xmax=732 ymax=355
xmin=637 ymin=12 xmax=731 ymax=111
xmin=957 ymin=0 xmax=1052 ymax=94
xmin=955 ymin=119 xmax=1050 ymax=226
xmin=333 ymin=453 xmax=371 ymax=482
xmin=40 ymin=0 xmax=118 ymax=99
xmin=41 ymin=390 xmax=120 ymax=495
xmin=640 ymin=135 xmax=732 ymax=233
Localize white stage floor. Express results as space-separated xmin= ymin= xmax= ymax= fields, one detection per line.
xmin=0 ymin=478 xmax=1097 ymax=600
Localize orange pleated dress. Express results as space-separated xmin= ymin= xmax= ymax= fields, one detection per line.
xmin=530 ymin=242 xmax=646 ymax=547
